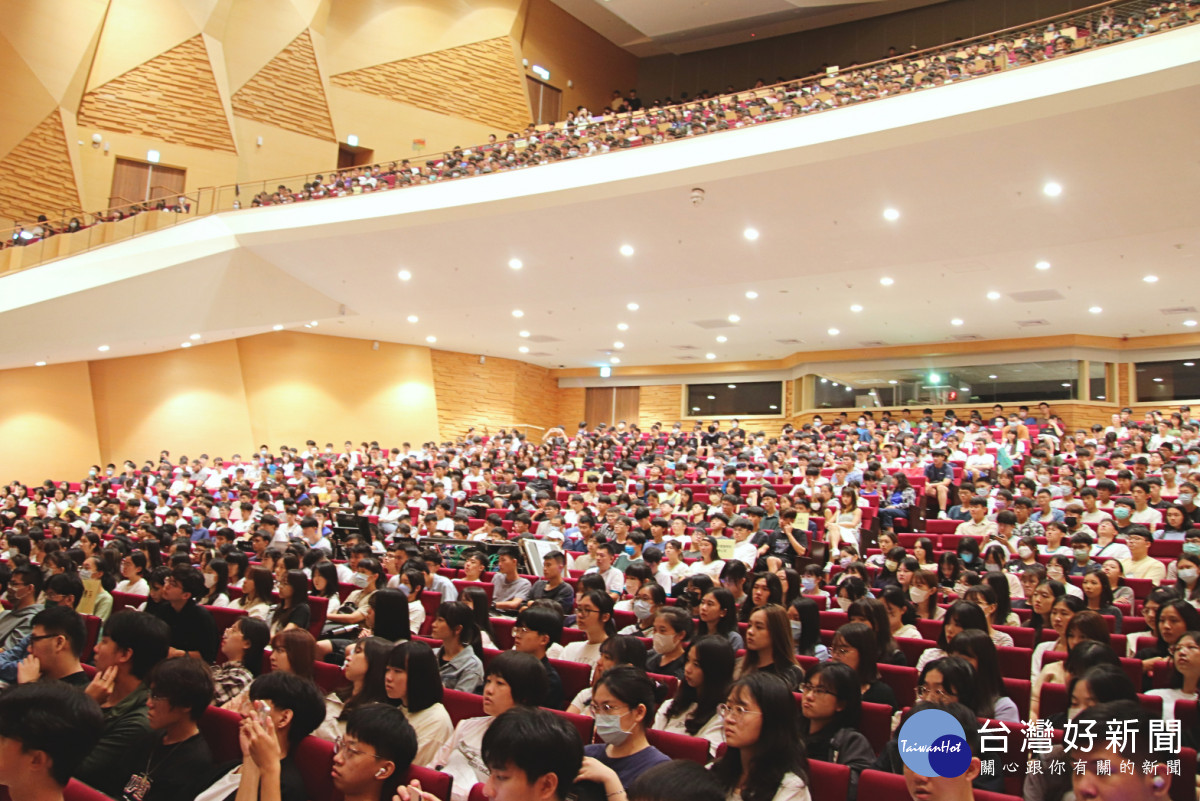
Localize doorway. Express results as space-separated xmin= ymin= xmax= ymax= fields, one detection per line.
xmin=338 ymin=143 xmax=375 ymax=169
xmin=109 ymin=158 xmax=187 ymax=209
xmin=584 ymin=387 xmax=639 ymax=428
xmin=526 ymin=77 xmax=562 ymax=126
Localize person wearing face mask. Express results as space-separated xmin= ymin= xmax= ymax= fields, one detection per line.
xmin=788 ymin=597 xmax=829 ymax=661
xmin=1111 ymin=498 xmax=1137 ymax=535
xmin=576 ymin=666 xmax=669 ymax=790
xmin=1091 ymin=518 xmax=1133 ymax=562
xmin=644 ymin=607 xmax=692 ymax=680
xmin=954 ymin=538 xmax=981 ymax=574
xmin=620 ymin=583 xmax=665 ymax=637
xmin=1172 ymin=554 xmax=1200 ymax=609
xmin=568 ymin=635 xmax=648 ymax=716
xmin=1177 ymin=482 xmax=1200 ymax=526
xmin=1068 ymin=532 xmax=1097 ymax=576
xmin=79 ymin=554 xmax=115 ymax=623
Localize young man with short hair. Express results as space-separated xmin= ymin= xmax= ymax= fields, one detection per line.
xmin=17 ymin=604 xmax=90 ymax=687
xmin=0 ymin=683 xmax=105 ymax=801
xmin=478 ymin=706 xmax=584 ymax=801
xmin=0 ymin=564 xmax=44 ymax=651
xmin=582 ymin=540 xmax=625 ymax=599
xmin=0 ymin=571 xmax=84 ymax=683
xmin=492 ymin=546 xmax=534 ymax=613
xmin=954 ymin=496 xmax=998 ymax=541
xmin=1122 ymin=526 xmax=1166 ymax=586
xmin=332 ymin=703 xmax=418 ymax=801
xmin=526 ymin=552 xmax=574 ymax=613
xmin=148 ymin=565 xmax=218 ymax=662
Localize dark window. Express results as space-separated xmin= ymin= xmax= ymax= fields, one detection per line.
xmin=686 ymin=382 xmax=782 ymax=417
xmin=1136 ymin=359 xmax=1200 ymax=402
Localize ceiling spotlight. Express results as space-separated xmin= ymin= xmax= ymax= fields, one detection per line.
xmin=880 ymin=277 xmax=894 ymax=286
xmin=610 ymin=357 xmax=621 ymax=364
xmin=1088 ymin=306 xmax=1102 ymax=314
xmin=1144 ymin=275 xmax=1159 ymax=283
xmin=820 ymin=378 xmax=828 ymax=384
xmin=310 ymin=321 xmax=318 ymax=327
xmin=627 ymin=302 xmax=639 ymax=311
xmin=97 ymin=345 xmax=110 ymax=352
xmin=707 ymin=395 xmax=716 ymax=400
xmin=989 ymin=374 xmax=998 ymax=379
xmin=743 ymin=228 xmax=759 ymax=241
xmin=846 ymin=386 xmax=853 ymax=391
xmin=508 ymin=258 xmax=523 ymax=270
xmin=35 ymin=361 xmax=46 ymax=367
xmin=189 ymin=333 xmax=201 ymax=340
xmin=716 ymin=335 xmax=728 ymax=343
xmin=519 ymin=346 xmax=529 ymax=353
xmin=397 ymin=269 xmax=412 ymax=281
xmin=272 ymin=324 xmax=284 ymax=331
xmin=1061 ymin=382 xmax=1072 ymax=387
xmin=512 ymin=310 xmax=524 ymax=318
xmin=850 ymin=304 xmax=863 ymax=312
xmin=1184 ymin=320 xmax=1198 ymax=327
xmin=181 ymin=342 xmax=191 ymax=348
xmin=705 ymin=353 xmax=716 ymax=360
xmin=1154 ymin=377 xmax=1164 ymax=382
xmin=950 ymin=318 xmax=964 ymax=326
xmin=882 ymin=208 xmax=900 ymax=221
xmin=1043 ymin=181 xmax=1063 ymax=197
xmin=887 ymin=379 xmax=898 ymax=385
xmin=407 ymin=315 xmax=419 ymax=323
xmin=519 ymin=330 xmax=530 ymax=337
xmin=929 ymin=373 xmax=941 ymax=384
xmin=986 ymin=291 xmax=1001 ymax=300
xmin=613 ymin=342 xmax=624 ymax=349
xmin=425 ymin=335 xmax=437 ymax=343
xmin=727 ymin=384 xmax=737 ymax=389
xmin=617 ymin=323 xmax=629 ymax=331
xmin=827 ymin=328 xmax=840 ymax=336
xmin=1035 ymin=261 xmax=1051 ymax=271
xmin=831 ymin=382 xmax=839 ymax=387
xmin=745 ymin=290 xmax=758 ymax=299
xmin=1185 ymin=362 xmax=1196 ymax=367
xmin=619 ymin=245 xmax=634 ymax=257
xmin=728 ymin=314 xmax=740 ymax=323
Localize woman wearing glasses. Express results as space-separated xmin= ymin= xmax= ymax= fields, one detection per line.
xmin=1147 ymin=629 xmax=1200 ymax=719
xmin=554 ymin=589 xmax=616 ymax=669
xmin=798 ymin=662 xmax=874 ymax=801
xmin=710 ymin=672 xmax=811 ymax=801
xmin=576 ymin=666 xmax=670 ymax=790
xmin=653 ymin=635 xmax=735 ymax=757
xmin=829 ymin=622 xmax=898 ymax=711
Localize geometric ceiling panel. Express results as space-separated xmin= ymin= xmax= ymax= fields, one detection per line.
xmin=331 ymin=36 xmax=529 ymax=133
xmin=78 ymin=34 xmax=236 ymax=152
xmin=0 ymin=110 xmax=82 ymax=223
xmin=232 ymin=29 xmax=334 ymax=141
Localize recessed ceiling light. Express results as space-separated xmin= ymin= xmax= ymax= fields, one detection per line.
xmin=1088 ymin=306 xmax=1102 ymax=314
xmin=610 ymin=357 xmax=620 ymax=364
xmin=407 ymin=315 xmax=419 ymax=323
xmin=35 ymin=361 xmax=46 ymax=367
xmin=1144 ymin=275 xmax=1159 ymax=283
xmin=727 ymin=384 xmax=737 ymax=389
xmin=716 ymin=335 xmax=727 ymax=343
xmin=617 ymin=323 xmax=629 ymax=331
xmin=97 ymin=345 xmax=110 ymax=352
xmin=989 ymin=374 xmax=998 ymax=379
xmin=425 ymin=335 xmax=437 ymax=343
xmin=706 ymin=395 xmax=715 ymax=400
xmin=508 ymin=258 xmax=523 ymax=270
xmin=950 ymin=318 xmax=964 ymax=326
xmin=882 ymin=208 xmax=900 ymax=221
xmin=519 ymin=330 xmax=530 ymax=337
xmin=1043 ymin=181 xmax=1063 ymax=197
xmin=613 ymin=342 xmax=624 ymax=349
xmin=986 ymin=291 xmax=1001 ymax=300
xmin=887 ymin=380 xmax=898 ymax=385
xmin=827 ymin=328 xmax=840 ymax=336
xmin=728 ymin=314 xmax=740 ymax=323
xmin=512 ymin=310 xmax=524 ymax=318
xmin=850 ymin=304 xmax=863 ymax=312
xmin=627 ymin=302 xmax=639 ymax=311
xmin=1154 ymin=377 xmax=1164 ymax=382
xmin=743 ymin=228 xmax=759 ymax=241
xmin=880 ymin=277 xmax=894 ymax=286
xmin=619 ymin=245 xmax=634 ymax=257
xmin=181 ymin=342 xmax=191 ymax=348
xmin=705 ymin=353 xmax=716 ymax=360
xmin=831 ymin=382 xmax=839 ymax=387
xmin=310 ymin=321 xmax=318 ymax=327
xmin=744 ymin=290 xmax=758 ymax=299
xmin=272 ymin=324 xmax=284 ymax=331
xmin=1184 ymin=320 xmax=1198 ymax=327
xmin=397 ymin=269 xmax=412 ymax=281
xmin=820 ymin=378 xmax=828 ymax=383
xmin=519 ymin=346 xmax=529 ymax=353
xmin=189 ymin=333 xmax=201 ymax=340
xmin=1035 ymin=261 xmax=1051 ymax=271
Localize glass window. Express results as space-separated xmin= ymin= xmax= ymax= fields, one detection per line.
xmin=1135 ymin=359 xmax=1200 ymax=402
xmin=686 ymin=381 xmax=782 ymax=417
xmin=812 ymin=360 xmax=1088 ymax=407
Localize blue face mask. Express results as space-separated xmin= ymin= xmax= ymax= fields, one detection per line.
xmin=960 ymin=553 xmax=974 ymax=564
xmin=625 ymin=545 xmax=635 ymax=556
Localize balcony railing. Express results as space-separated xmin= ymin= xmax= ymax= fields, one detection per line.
xmin=1 ymin=0 xmax=1194 ymax=277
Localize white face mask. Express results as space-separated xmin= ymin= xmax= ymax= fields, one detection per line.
xmin=1018 ymin=546 xmax=1034 ymax=559
xmin=78 ymin=569 xmax=94 ymax=581
xmin=204 ymin=573 xmax=217 ymax=588
xmin=909 ymin=587 xmax=929 ymax=603
xmin=836 ymin=597 xmax=852 ymax=612
xmin=1179 ymin=567 xmax=1199 ymax=584
xmin=652 ymin=631 xmax=679 ymax=655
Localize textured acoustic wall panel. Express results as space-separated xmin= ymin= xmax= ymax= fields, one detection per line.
xmin=331 ymin=37 xmax=530 ymax=133
xmin=0 ymin=110 xmax=81 ymax=222
xmin=78 ymin=35 xmax=235 ymax=152
xmin=231 ymin=29 xmax=334 ymax=141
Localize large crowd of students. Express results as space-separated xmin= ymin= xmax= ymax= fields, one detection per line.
xmin=0 ymin=401 xmax=1199 ymax=800
xmin=5 ymin=0 xmax=1196 ymax=251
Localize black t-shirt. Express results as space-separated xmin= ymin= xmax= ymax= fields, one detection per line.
xmin=200 ymin=756 xmax=307 ymax=801
xmin=124 ymin=731 xmax=213 ymax=801
xmin=273 ymin=603 xmax=312 ymax=633
xmin=58 ymin=670 xmax=92 ymax=688
xmin=147 ymin=601 xmax=218 ymax=663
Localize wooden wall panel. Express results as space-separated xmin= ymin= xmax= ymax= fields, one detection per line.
xmin=638 ymin=386 xmax=684 ymax=428
xmin=0 ymin=110 xmax=81 ymax=222
xmin=231 ymin=30 xmax=334 ymax=141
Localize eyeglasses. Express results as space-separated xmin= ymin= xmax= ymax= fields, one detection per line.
xmin=916 ymin=685 xmax=956 ymax=702
xmin=718 ymin=703 xmax=762 ymax=720
xmin=511 ymin=626 xmax=532 ymax=637
xmin=334 ymin=736 xmax=385 ymax=760
xmin=576 ymin=607 xmax=597 ymax=617
xmin=1169 ymin=643 xmax=1200 ymax=656
xmin=28 ymin=633 xmax=60 ymax=643
xmin=588 ymin=702 xmax=628 ymax=716
xmin=799 ymin=683 xmax=836 ymax=697
xmin=830 ymin=646 xmax=855 ymax=657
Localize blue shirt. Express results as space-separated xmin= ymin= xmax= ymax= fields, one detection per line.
xmin=582 ymin=744 xmax=670 ymax=788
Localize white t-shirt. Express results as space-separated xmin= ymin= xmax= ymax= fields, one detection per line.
xmin=406 ymin=702 xmax=454 ymax=767
xmin=431 ymin=716 xmax=493 ymax=801
xmin=115 ymin=578 xmax=149 ymax=596
xmin=653 ymin=699 xmax=724 ymax=755
xmin=551 ymin=639 xmax=603 ymax=669
xmin=725 ymin=771 xmax=811 ymax=801
xmin=1147 ymin=688 xmax=1198 ymax=720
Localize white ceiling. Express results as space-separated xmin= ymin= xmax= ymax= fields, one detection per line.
xmin=549 ymin=0 xmax=950 ymax=55
xmin=1 ymin=31 xmax=1199 ymax=374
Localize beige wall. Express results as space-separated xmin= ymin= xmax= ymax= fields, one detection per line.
xmin=0 ymin=362 xmax=101 ymax=481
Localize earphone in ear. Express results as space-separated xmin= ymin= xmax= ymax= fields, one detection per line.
xmin=1153 ymin=776 xmax=1166 ymax=790
xmin=375 ymin=768 xmax=388 ymax=779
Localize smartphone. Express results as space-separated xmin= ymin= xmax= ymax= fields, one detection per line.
xmin=253 ymin=700 xmax=271 ymax=727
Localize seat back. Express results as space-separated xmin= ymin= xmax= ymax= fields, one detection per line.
xmin=645 ymin=728 xmax=710 ymax=764
xmin=895 ymin=637 xmax=936 ymax=666
xmin=878 ymin=663 xmax=918 ymax=705
xmin=64 ymin=780 xmax=117 ymax=801
xmin=806 ymin=759 xmax=850 ymax=801
xmin=307 ymin=595 xmax=329 ymax=639
xmin=313 ymin=660 xmax=346 ymax=694
xmin=444 ymin=688 xmax=486 ymax=726
xmin=204 ymin=605 xmax=248 ymax=640
xmin=1001 ymin=677 xmax=1032 ymax=719
xmin=111 ymin=591 xmax=146 ymax=613
xmin=81 ymin=614 xmax=101 ymax=663
xmin=294 ymin=735 xmax=338 ymax=801
xmin=860 ymin=701 xmax=894 ymax=754
xmin=199 ymin=705 xmax=244 ymax=763
xmin=404 ymin=765 xmax=453 ymax=801
xmin=550 ymin=707 xmax=596 ymax=744
xmin=549 ymin=658 xmax=593 ymax=702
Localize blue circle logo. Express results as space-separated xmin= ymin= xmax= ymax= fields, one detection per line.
xmin=897 ymin=709 xmax=972 ymax=778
